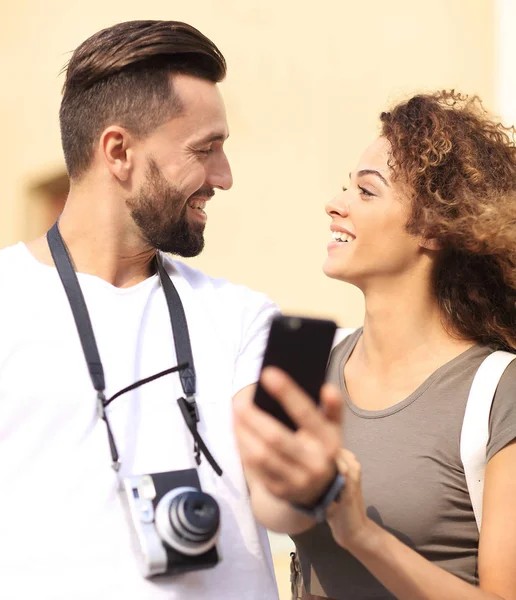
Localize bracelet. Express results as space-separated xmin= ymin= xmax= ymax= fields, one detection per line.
xmin=291 ymin=472 xmax=345 ymax=523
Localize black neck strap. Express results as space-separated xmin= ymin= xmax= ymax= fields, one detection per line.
xmin=46 ymin=222 xmax=222 ymax=476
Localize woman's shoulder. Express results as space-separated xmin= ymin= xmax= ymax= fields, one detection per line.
xmin=331 ymin=327 xmax=362 ymax=356
xmin=326 ymin=327 xmax=363 ymax=387
xmin=332 ymin=327 xmax=361 ymax=348
xmin=486 ymin=354 xmax=516 ymax=461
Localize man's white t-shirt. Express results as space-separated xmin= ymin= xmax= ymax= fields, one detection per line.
xmin=0 ymin=243 xmax=280 ymax=600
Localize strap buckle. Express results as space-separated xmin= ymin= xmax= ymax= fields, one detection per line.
xmin=184 ymin=394 xmax=200 ymax=424
xmin=96 ymin=391 xmax=107 ymax=419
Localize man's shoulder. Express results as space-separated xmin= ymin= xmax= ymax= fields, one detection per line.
xmin=0 ymin=242 xmax=31 ymax=276
xmin=0 ymin=241 xmax=26 ymax=258
xmin=0 ymin=243 xmax=38 ymax=317
xmin=164 ymin=254 xmax=274 ymax=307
xmin=166 ymin=255 xmax=243 ymax=291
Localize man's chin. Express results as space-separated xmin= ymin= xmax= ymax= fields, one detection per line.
xmin=157 ymin=235 xmax=205 ymax=257
xmin=173 ymin=243 xmax=205 ymax=258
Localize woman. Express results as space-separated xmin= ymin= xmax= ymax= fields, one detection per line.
xmin=234 ymin=91 xmax=516 ymax=599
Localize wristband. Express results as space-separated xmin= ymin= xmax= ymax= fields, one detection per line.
xmin=291 ymin=472 xmax=345 ymax=523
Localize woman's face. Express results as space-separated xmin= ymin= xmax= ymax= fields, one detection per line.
xmin=323 ymin=137 xmax=431 ymax=290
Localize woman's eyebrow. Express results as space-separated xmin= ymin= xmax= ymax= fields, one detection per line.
xmin=349 ymin=169 xmax=390 ymax=187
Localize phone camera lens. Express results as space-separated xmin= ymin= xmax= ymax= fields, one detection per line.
xmin=286 ymin=317 xmax=302 ymax=330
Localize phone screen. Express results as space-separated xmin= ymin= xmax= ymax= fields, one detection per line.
xmin=253 ymin=315 xmax=337 ymax=430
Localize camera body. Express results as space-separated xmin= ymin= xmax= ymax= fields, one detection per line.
xmin=123 ymin=469 xmax=220 ymax=578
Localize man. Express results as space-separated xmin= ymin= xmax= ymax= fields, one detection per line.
xmin=0 ymin=20 xmax=279 ymax=599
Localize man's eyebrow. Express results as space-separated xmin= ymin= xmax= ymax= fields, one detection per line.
xmin=194 ymin=132 xmax=229 ymax=145
xmin=353 ymin=169 xmax=390 ymax=187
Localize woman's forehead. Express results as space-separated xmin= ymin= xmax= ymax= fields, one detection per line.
xmin=355 ymin=137 xmax=391 ymax=174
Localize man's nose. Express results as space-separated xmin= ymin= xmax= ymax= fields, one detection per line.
xmin=208 ymin=152 xmax=233 ymax=191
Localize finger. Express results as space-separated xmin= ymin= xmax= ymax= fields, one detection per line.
xmin=336 ymin=448 xmax=361 ymax=483
xmin=337 ymin=448 xmax=358 ymax=466
xmin=320 ymin=383 xmax=344 ymax=425
xmin=234 ymin=417 xmax=312 ymax=496
xmin=235 ymin=393 xmax=340 ymax=501
xmin=234 ymin=389 xmax=306 ymax=465
xmin=260 ymin=366 xmax=340 ymax=437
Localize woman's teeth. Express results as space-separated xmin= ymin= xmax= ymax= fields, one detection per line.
xmin=332 ymin=231 xmax=354 ymax=243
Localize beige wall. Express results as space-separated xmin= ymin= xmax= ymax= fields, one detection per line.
xmin=0 ymin=4 xmax=498 ymax=599
xmin=0 ymin=1 xmax=495 ymax=326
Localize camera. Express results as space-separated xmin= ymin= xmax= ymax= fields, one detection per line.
xmin=123 ymin=469 xmax=220 ymax=578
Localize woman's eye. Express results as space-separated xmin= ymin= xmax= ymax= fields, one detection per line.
xmin=358 ymin=185 xmax=374 ymax=197
xmin=342 ymin=186 xmax=348 ymax=192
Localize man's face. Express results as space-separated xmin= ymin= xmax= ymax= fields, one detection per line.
xmin=127 ymin=73 xmax=232 ymax=256
xmin=129 ymin=157 xmax=213 ymax=256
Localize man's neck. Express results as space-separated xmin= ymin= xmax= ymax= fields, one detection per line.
xmin=26 ymin=185 xmax=157 ymax=288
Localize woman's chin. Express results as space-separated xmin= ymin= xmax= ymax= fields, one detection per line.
xmin=323 ymin=261 xmax=350 ymax=282
xmin=322 ymin=262 xmax=365 ymax=289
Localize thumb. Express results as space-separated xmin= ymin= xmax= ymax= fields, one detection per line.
xmin=320 ymin=383 xmax=343 ymax=426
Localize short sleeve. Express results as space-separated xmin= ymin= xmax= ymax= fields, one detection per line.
xmin=231 ymin=295 xmax=280 ymax=397
xmin=486 ymin=358 xmax=516 ymax=461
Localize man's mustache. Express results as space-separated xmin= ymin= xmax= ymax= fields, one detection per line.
xmin=189 ymin=187 xmax=215 ymax=199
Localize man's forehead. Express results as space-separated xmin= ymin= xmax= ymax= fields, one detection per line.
xmin=169 ymin=75 xmax=229 ymax=140
xmin=172 ymin=73 xmax=224 ymax=108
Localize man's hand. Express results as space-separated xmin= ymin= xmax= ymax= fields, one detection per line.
xmin=233 ymin=366 xmax=343 ymax=507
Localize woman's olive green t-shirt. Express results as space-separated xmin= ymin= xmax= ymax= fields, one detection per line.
xmin=292 ymin=329 xmax=516 ymax=599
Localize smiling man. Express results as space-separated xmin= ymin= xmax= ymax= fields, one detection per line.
xmin=0 ymin=20 xmax=279 ymax=600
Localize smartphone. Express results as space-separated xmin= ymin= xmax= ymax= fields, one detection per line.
xmin=253 ymin=315 xmax=337 ymax=430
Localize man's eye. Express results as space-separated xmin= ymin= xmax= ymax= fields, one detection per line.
xmin=198 ymin=148 xmax=213 ymax=156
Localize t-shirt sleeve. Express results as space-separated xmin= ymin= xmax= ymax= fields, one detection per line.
xmin=231 ymin=294 xmax=280 ymax=397
xmin=486 ymin=358 xmax=516 ymax=461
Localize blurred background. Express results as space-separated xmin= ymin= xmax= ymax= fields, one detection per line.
xmin=1 ymin=1 xmax=514 ymax=598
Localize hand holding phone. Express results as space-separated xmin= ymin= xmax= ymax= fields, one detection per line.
xmin=253 ymin=315 xmax=337 ymax=430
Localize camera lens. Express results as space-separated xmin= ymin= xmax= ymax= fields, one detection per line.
xmin=171 ymin=491 xmax=220 ymax=543
xmin=155 ymin=487 xmax=220 ymax=556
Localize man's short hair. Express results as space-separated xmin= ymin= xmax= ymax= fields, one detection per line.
xmin=59 ymin=20 xmax=227 ymax=179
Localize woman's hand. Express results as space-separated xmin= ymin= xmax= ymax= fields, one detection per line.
xmin=326 ymin=448 xmax=373 ymax=551
xmin=233 ymin=366 xmax=343 ymax=507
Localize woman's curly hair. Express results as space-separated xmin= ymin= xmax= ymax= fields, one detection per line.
xmin=380 ymin=91 xmax=516 ymax=351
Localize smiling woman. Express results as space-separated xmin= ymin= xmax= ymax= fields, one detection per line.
xmin=323 ymin=135 xmax=424 ymax=289
xmin=234 ymin=90 xmax=516 ymax=600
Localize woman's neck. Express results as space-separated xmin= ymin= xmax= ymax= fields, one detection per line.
xmin=356 ymin=277 xmax=475 ymax=376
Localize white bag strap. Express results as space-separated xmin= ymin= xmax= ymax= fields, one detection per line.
xmin=332 ymin=327 xmax=357 ymax=349
xmin=460 ymin=350 xmax=516 ymax=531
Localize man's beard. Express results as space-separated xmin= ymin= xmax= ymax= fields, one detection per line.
xmin=127 ymin=158 xmax=208 ymax=257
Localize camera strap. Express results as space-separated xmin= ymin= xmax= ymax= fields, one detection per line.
xmin=46 ymin=221 xmax=222 ymax=476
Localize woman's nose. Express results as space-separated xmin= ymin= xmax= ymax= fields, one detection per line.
xmin=325 ymin=191 xmax=349 ymax=218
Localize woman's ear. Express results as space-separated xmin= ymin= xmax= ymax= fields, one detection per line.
xmin=419 ymin=237 xmax=442 ymax=252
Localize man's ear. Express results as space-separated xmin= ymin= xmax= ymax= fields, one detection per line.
xmin=99 ymin=126 xmax=135 ymax=182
